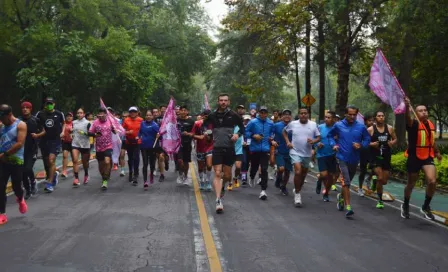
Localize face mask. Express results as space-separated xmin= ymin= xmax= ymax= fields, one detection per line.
xmin=45 ymin=104 xmax=54 ymax=111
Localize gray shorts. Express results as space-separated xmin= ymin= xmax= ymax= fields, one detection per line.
xmin=338 ymin=160 xmax=357 ymax=187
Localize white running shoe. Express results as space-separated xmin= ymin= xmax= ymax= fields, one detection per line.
xmin=259 ymin=190 xmax=267 ymax=200
xmin=358 ymin=188 xmax=365 ymax=197
xmin=176 ymin=174 xmax=183 ymax=184
xmin=294 ymin=192 xmax=302 ymax=207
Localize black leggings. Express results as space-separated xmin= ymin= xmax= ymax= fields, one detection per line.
xmin=22 ymin=152 xmax=36 ymax=193
xmin=249 ymin=152 xmax=269 ymax=190
xmin=126 ymin=144 xmax=140 ymax=176
xmin=0 ymin=163 xmax=24 ymax=213
xmin=141 ymin=148 xmax=157 ymax=181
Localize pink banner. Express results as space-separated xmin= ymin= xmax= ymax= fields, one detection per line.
xmin=369 ymin=49 xmax=406 ymax=114
xmin=357 ymin=112 xmax=364 ymax=124
xmin=159 ymin=98 xmax=180 ymax=157
xmin=204 ymin=93 xmax=210 ymax=110
xmin=100 ymin=98 xmax=125 ymax=137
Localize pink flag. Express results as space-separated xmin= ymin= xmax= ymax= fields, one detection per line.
xmin=204 ymin=93 xmax=210 ymax=110
xmin=357 ymin=112 xmax=365 ymax=124
xmin=159 ymin=98 xmax=180 ymax=157
xmin=369 ymin=49 xmax=406 ymax=114
xmin=100 ymin=98 xmax=125 ymax=137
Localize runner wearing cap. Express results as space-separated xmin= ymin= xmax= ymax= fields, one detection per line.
xmin=20 ymin=101 xmax=42 ymax=199
xmin=206 ymin=93 xmax=245 ymax=213
xmin=175 ymin=105 xmax=195 ymax=185
xmin=227 ymin=105 xmax=246 ymax=191
xmin=245 ymin=106 xmax=274 ymax=200
xmin=123 ymin=106 xmax=143 ymax=185
xmin=272 ymin=109 xmax=292 ymax=196
xmin=88 ymin=107 xmax=116 ymax=190
xmin=283 ymin=107 xmax=321 ymax=207
xmin=71 ymin=108 xmax=91 ymax=187
xmin=61 ymin=112 xmax=74 ymax=178
xmin=192 ymin=109 xmax=214 ymax=190
xmin=0 ymin=104 xmax=28 ymax=225
xmin=36 ymin=97 xmax=65 ymax=193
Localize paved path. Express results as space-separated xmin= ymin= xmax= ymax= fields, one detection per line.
xmin=1 ymin=160 xmax=448 ymax=272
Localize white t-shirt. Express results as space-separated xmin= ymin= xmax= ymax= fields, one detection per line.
xmin=284 ymin=120 xmax=320 ymax=157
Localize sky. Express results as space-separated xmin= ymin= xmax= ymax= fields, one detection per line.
xmin=201 ymin=0 xmax=229 ymax=40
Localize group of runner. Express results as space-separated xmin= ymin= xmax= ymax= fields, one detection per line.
xmin=0 ymin=93 xmax=442 ymax=224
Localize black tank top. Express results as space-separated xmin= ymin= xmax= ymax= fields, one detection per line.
xmin=371 ymin=124 xmax=391 ymax=158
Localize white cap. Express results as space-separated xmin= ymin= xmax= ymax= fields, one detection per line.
xmin=128 ymin=106 xmax=138 ymax=112
xmin=243 ymin=115 xmax=251 ymax=120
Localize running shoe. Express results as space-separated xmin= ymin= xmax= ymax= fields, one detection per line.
xmin=144 ymin=181 xmax=149 ymax=190
xmin=294 ymin=191 xmax=302 ymax=207
xmin=113 ymin=164 xmax=118 ymax=171
xmin=206 ymin=181 xmax=212 ymax=191
xmin=183 ymin=175 xmax=191 ymax=186
xmin=158 ymin=174 xmax=165 ymax=182
xmin=132 ymin=180 xmax=138 ymax=186
xmin=52 ymin=171 xmax=59 ymax=187
xmin=200 ymin=180 xmax=206 ymax=191
xmin=61 ymin=171 xmax=68 ymax=178
xmin=323 ymin=194 xmax=330 ymax=202
xmin=331 ymin=184 xmax=337 ymax=191
xmin=358 ymin=188 xmax=364 ymax=197
xmin=280 ymin=186 xmax=288 ymax=196
xmin=242 ymin=181 xmax=248 ymax=187
xmin=345 ymin=206 xmax=354 ymax=217
xmin=259 ymin=190 xmax=267 ymax=200
xmin=227 ymin=183 xmax=233 ymax=191
xmin=216 ymin=198 xmax=224 ymax=214
xmin=421 ymin=206 xmax=435 ymax=220
xmin=0 ymin=214 xmax=8 ymax=225
xmin=234 ymin=179 xmax=240 ymax=188
xmin=249 ymin=178 xmax=255 ymax=188
xmin=337 ymin=193 xmax=344 ymax=211
xmin=120 ymin=170 xmax=125 ymax=177
xmin=401 ymin=204 xmax=410 ymax=219
xmin=44 ymin=182 xmax=54 ymax=193
xmin=17 ymin=197 xmax=28 ymax=214
xmin=376 ymin=201 xmax=384 ymax=209
xmin=83 ymin=176 xmax=89 ymax=185
xmin=73 ymin=178 xmax=80 ymax=188
xmin=101 ymin=180 xmax=108 ymax=190
xmin=257 ymin=178 xmax=262 ymax=185
xmin=316 ymin=179 xmax=322 ymax=195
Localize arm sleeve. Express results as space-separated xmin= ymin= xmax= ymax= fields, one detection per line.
xmin=327 ymin=124 xmax=338 ymax=146
xmin=361 ymin=126 xmax=371 ymax=148
xmin=245 ymin=120 xmax=253 ymax=139
xmin=88 ymin=122 xmax=96 ymax=134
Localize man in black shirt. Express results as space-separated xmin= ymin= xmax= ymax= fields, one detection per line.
xmin=175 ymin=105 xmax=195 ymax=185
xmin=206 ymin=93 xmax=245 ymax=213
xmin=20 ymin=102 xmax=42 ymax=199
xmin=35 ymin=97 xmax=65 ymax=193
xmin=401 ymin=97 xmax=442 ymax=220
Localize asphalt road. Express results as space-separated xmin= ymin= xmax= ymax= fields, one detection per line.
xmin=1 ymin=159 xmax=448 ymax=272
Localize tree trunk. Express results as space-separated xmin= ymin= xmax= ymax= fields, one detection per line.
xmin=305 ymin=20 xmax=311 ymax=115
xmin=335 ymin=5 xmax=350 ymax=116
xmin=396 ymin=32 xmax=416 ymax=145
xmin=317 ymin=17 xmax=325 ymax=122
xmin=439 ymin=121 xmax=443 ymax=139
xmin=293 ymin=43 xmax=302 ymax=109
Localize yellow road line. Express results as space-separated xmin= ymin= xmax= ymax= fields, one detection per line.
xmin=190 ymin=162 xmax=223 ymax=272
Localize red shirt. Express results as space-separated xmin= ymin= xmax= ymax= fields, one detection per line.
xmin=192 ymin=120 xmax=213 ymax=153
xmin=122 ymin=117 xmax=143 ymax=145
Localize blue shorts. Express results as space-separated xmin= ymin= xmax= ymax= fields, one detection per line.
xmin=275 ymin=153 xmax=292 ymax=171
xmin=317 ymin=155 xmax=337 ymax=173
xmin=290 ymin=154 xmax=312 ymax=168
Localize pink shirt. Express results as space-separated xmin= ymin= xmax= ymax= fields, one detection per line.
xmin=89 ymin=119 xmax=113 ymax=152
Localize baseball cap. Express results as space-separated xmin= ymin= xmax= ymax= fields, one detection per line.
xmin=175 ymin=105 xmax=180 ymax=110
xmin=259 ymin=106 xmax=268 ymax=112
xmin=66 ymin=112 xmax=73 ymax=116
xmin=243 ymin=115 xmax=251 ymax=120
xmin=282 ymin=109 xmax=292 ymax=115
xmin=237 ymin=105 xmax=245 ymax=109
xmin=44 ymin=97 xmax=55 ymax=104
xmin=128 ymin=106 xmax=138 ymax=112
xmin=335 ymin=114 xmax=341 ymax=119
xmin=21 ymin=101 xmax=33 ymax=109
